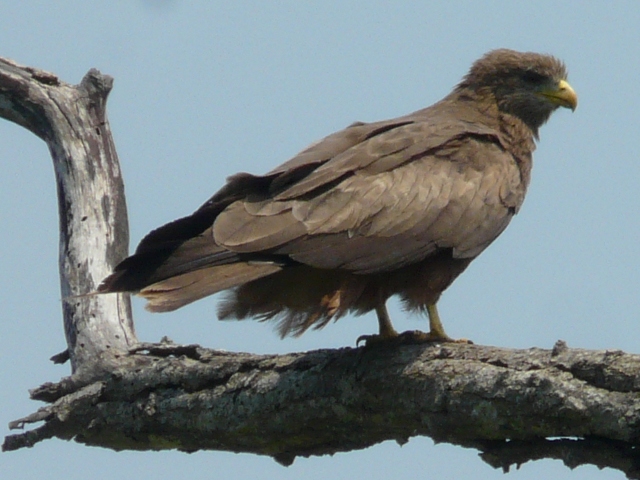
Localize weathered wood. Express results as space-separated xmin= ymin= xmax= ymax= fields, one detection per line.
xmin=0 ymin=57 xmax=135 ymax=377
xmin=4 ymin=339 xmax=640 ymax=477
xmin=2 ymin=56 xmax=640 ymax=479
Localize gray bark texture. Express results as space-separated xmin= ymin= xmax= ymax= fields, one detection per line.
xmin=1 ymin=56 xmax=640 ymax=478
xmin=0 ymin=56 xmax=135 ymax=378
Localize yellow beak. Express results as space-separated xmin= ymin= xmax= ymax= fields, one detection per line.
xmin=539 ymin=79 xmax=578 ymax=111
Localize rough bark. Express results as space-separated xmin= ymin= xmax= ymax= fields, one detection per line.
xmin=4 ymin=340 xmax=640 ymax=477
xmin=2 ymin=56 xmax=640 ymax=478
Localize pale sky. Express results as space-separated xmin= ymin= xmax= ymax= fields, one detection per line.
xmin=2 ymin=2 xmax=639 ymax=479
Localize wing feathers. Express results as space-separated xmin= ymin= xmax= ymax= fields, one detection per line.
xmin=141 ymin=262 xmax=283 ymax=312
xmin=271 ymin=121 xmax=486 ymax=201
xmin=210 ymin=135 xmax=518 ymax=274
xmin=213 ymin=201 xmax=306 ymax=252
xmin=103 ymin=108 xmax=524 ymax=309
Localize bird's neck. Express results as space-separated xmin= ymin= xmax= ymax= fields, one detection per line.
xmin=497 ymin=110 xmax=535 ymax=194
xmin=451 ymin=89 xmax=537 ymax=192
xmin=442 ymin=89 xmax=538 ymax=157
xmin=498 ymin=110 xmax=538 ymax=158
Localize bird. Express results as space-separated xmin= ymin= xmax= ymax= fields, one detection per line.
xmin=99 ymin=49 xmax=577 ymax=344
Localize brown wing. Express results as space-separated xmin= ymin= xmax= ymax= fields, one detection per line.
xmin=100 ymin=111 xmax=520 ymax=313
xmin=98 ymin=117 xmax=432 ymax=298
xmin=213 ymin=132 xmax=523 ymax=275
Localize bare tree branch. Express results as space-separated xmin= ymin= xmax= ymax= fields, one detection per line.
xmin=4 ymin=339 xmax=640 ymax=476
xmin=0 ymin=56 xmax=136 ymax=379
xmin=2 ymin=56 xmax=639 ymax=478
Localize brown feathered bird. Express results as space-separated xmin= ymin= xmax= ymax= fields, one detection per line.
xmin=99 ymin=49 xmax=577 ymax=343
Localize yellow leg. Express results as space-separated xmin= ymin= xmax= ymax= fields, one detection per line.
xmin=426 ymin=303 xmax=451 ymax=340
xmin=423 ymin=303 xmax=471 ymax=343
xmin=356 ymin=302 xmax=398 ymax=345
xmin=357 ymin=301 xmax=471 ymax=347
xmin=376 ymin=304 xmax=399 ymax=339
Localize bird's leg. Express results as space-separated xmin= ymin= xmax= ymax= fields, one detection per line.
xmin=386 ymin=302 xmax=455 ymax=344
xmin=423 ymin=303 xmax=454 ymax=341
xmin=410 ymin=303 xmax=471 ymax=343
xmin=375 ymin=303 xmax=399 ymax=339
xmin=357 ymin=301 xmax=471 ymax=347
xmin=356 ymin=301 xmax=399 ymax=345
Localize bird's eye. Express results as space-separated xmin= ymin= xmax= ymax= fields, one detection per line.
xmin=521 ymin=70 xmax=546 ymax=84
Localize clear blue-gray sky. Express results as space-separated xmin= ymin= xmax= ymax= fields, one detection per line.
xmin=1 ymin=2 xmax=638 ymax=479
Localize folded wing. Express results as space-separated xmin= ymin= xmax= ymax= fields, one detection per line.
xmin=100 ymin=112 xmax=522 ymax=313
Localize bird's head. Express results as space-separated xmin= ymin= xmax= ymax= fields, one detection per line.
xmin=457 ymin=49 xmax=577 ymax=133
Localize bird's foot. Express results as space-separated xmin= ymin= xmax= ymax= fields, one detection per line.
xmin=399 ymin=330 xmax=473 ymax=344
xmin=356 ymin=330 xmax=473 ymax=347
xmin=356 ymin=332 xmax=396 ymax=347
